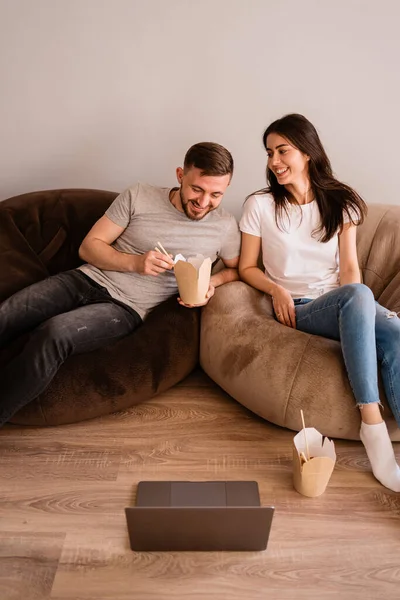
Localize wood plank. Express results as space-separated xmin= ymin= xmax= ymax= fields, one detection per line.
xmin=0 ymin=532 xmax=64 ymax=600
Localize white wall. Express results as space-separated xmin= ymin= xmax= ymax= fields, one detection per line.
xmin=0 ymin=0 xmax=399 ymax=219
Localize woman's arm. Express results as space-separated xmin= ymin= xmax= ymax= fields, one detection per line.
xmin=239 ymin=232 xmax=296 ymax=328
xmin=239 ymin=233 xmax=274 ymax=294
xmin=338 ymin=223 xmax=361 ymax=285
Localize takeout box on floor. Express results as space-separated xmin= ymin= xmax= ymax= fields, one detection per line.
xmin=293 ymin=427 xmax=336 ymax=497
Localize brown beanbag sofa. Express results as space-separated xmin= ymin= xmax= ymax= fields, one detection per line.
xmin=0 ymin=189 xmax=200 ymax=426
xmin=200 ymin=204 xmax=400 ymax=441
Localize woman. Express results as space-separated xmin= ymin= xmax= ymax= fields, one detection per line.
xmin=239 ymin=113 xmax=400 ymax=492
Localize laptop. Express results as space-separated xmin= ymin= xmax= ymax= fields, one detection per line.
xmin=125 ymin=480 xmax=274 ymax=551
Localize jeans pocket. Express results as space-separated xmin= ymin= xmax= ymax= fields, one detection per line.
xmin=294 ymin=298 xmax=313 ymax=306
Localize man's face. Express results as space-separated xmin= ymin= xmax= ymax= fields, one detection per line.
xmin=176 ymin=166 xmax=231 ymax=221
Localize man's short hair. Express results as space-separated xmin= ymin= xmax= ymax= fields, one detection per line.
xmin=183 ymin=142 xmax=234 ymax=177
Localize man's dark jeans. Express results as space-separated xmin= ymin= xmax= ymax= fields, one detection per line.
xmin=0 ymin=270 xmax=142 ymax=426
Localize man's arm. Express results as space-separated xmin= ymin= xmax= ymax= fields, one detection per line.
xmin=210 ymin=256 xmax=239 ymax=288
xmin=79 ymin=215 xmax=174 ymax=275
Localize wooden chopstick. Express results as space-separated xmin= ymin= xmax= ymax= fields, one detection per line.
xmin=300 ymin=409 xmax=311 ymax=461
xmin=300 ymin=451 xmax=308 ymax=463
xmin=155 ymin=241 xmax=170 ymax=257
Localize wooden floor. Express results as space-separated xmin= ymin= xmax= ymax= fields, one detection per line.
xmin=1 ymin=368 xmax=400 ymax=600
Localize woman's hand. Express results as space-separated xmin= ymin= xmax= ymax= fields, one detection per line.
xmin=271 ymin=285 xmax=296 ymax=329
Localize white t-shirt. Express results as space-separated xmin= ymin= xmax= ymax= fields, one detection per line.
xmin=240 ymin=193 xmax=344 ymax=299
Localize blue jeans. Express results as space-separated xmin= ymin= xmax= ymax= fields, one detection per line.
xmin=291 ymin=284 xmax=400 ymax=427
xmin=0 ymin=270 xmax=142 ymax=426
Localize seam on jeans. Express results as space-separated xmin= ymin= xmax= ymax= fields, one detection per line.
xmin=283 ymin=334 xmax=312 ymax=426
xmin=71 ymin=320 xmax=139 ymax=353
xmin=357 ymin=400 xmax=384 ymax=411
xmin=338 ymin=306 xmax=381 ymax=408
xmin=377 ymin=340 xmax=400 ymax=425
xmin=296 ymin=301 xmax=340 ymax=326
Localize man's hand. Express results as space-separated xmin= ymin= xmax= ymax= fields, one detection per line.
xmin=177 ymin=283 xmax=215 ymax=308
xmin=136 ymin=250 xmax=174 ymax=276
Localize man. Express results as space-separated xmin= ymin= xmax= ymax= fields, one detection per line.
xmin=0 ymin=142 xmax=240 ymax=426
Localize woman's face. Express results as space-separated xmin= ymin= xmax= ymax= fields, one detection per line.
xmin=266 ymin=133 xmax=310 ymax=188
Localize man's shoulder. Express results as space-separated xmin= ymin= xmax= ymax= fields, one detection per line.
xmin=116 ymin=182 xmax=170 ymax=213
xmin=125 ymin=181 xmax=170 ymax=197
xmin=208 ymin=204 xmax=238 ymax=224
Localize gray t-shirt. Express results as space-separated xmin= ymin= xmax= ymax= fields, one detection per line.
xmin=79 ymin=182 xmax=240 ymax=319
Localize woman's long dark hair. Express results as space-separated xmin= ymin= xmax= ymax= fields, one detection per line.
xmin=250 ymin=113 xmax=367 ymax=242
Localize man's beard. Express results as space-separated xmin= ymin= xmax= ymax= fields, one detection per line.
xmin=180 ymin=189 xmax=214 ymax=221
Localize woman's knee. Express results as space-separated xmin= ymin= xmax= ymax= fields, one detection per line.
xmin=340 ymin=283 xmax=375 ymax=310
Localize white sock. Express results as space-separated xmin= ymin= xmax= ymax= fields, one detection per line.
xmin=360 ymin=421 xmax=400 ymax=492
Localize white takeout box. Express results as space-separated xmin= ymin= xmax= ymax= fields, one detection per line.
xmin=293 ymin=427 xmax=336 ymax=497
xmin=174 ymin=254 xmax=212 ymax=305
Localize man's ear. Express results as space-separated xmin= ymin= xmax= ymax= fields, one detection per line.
xmin=176 ymin=167 xmax=184 ymax=183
